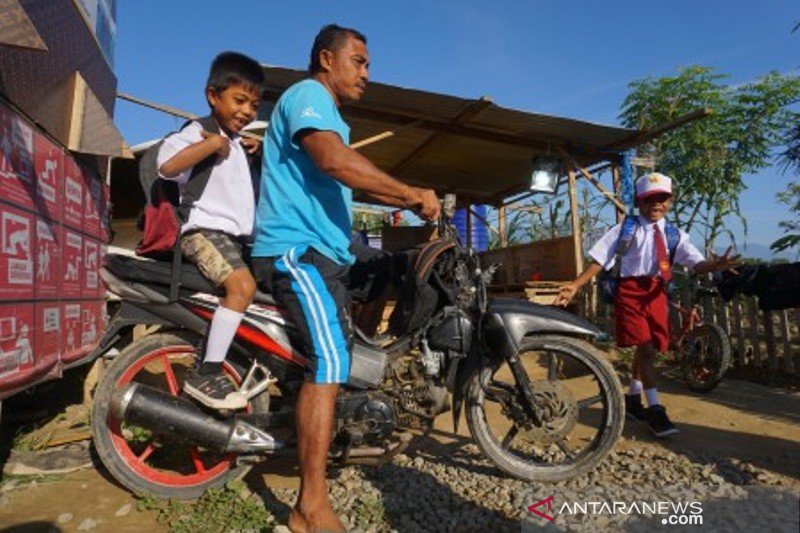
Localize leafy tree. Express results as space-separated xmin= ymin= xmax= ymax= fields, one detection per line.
xmin=620 ymin=66 xmax=800 ymax=248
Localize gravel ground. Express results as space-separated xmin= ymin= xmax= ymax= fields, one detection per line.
xmin=253 ymin=437 xmax=799 ymax=533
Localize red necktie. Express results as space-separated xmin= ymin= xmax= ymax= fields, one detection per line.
xmin=653 ymin=224 xmax=671 ymax=282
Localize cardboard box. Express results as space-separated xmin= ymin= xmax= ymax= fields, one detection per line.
xmin=34 ymin=217 xmax=61 ymax=299
xmin=0 ymin=205 xmax=34 ymax=300
xmin=100 ymin=182 xmax=111 ymax=243
xmin=62 ymin=155 xmax=85 ymax=231
xmin=0 ymin=303 xmax=35 ymax=381
xmin=60 ymin=302 xmax=83 ymax=363
xmin=83 ymin=238 xmax=99 ymax=295
xmin=61 ymin=228 xmax=83 ymax=299
xmin=84 ymin=172 xmax=102 ymax=238
xmin=34 ymin=130 xmax=63 ymax=223
xmin=0 ymin=103 xmax=35 ymax=211
xmin=34 ymin=302 xmax=60 ymax=371
xmin=80 ymin=300 xmax=104 ymax=353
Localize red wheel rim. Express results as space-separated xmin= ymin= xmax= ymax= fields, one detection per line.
xmin=108 ymin=345 xmax=246 ymax=488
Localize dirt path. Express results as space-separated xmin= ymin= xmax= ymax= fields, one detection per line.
xmin=1 ymin=373 xmax=798 ymax=531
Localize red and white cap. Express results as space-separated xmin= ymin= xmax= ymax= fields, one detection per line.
xmin=635 ymin=172 xmax=672 ymax=201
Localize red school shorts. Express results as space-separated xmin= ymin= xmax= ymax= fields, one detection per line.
xmin=614 ymin=276 xmax=669 ymax=352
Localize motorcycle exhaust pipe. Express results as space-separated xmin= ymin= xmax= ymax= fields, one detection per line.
xmin=109 ymin=383 xmax=282 ymax=453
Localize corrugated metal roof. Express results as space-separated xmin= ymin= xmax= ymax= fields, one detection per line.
xmin=260 ymin=66 xmax=640 ymax=204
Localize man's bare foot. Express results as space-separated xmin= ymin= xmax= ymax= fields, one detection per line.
xmin=289 ymin=503 xmax=345 ymax=533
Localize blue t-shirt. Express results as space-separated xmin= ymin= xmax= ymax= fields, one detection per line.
xmin=252 ymin=79 xmax=354 ymax=264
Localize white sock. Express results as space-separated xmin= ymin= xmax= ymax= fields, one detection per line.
xmin=203 ymin=306 xmax=244 ymax=364
xmin=644 ymin=387 xmax=660 ymax=407
xmin=627 ymin=379 xmax=643 ymax=396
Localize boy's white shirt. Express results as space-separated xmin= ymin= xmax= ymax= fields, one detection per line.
xmin=589 ymin=215 xmax=705 ymax=277
xmin=157 ymin=121 xmax=255 ymax=237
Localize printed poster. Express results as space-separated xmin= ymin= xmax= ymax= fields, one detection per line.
xmin=0 ymin=104 xmax=34 ymax=210
xmin=33 ymin=131 xmax=63 ymax=223
xmin=34 ymin=217 xmax=60 ymax=299
xmin=0 ymin=205 xmax=34 ymax=300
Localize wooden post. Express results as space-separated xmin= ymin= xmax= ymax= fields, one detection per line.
xmin=498 ymin=205 xmax=508 ymax=248
xmin=611 ymin=163 xmax=624 ymax=224
xmin=746 ymin=297 xmax=761 ymax=366
xmin=731 ymin=297 xmax=746 ymax=366
xmin=764 ymin=310 xmax=777 ymax=373
xmin=567 ymin=167 xmax=584 ymax=277
xmin=779 ymin=310 xmax=795 ymax=374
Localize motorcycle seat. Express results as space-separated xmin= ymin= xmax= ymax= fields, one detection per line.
xmin=104 ymin=253 xmax=276 ymax=305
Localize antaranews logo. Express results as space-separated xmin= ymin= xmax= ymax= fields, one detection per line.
xmin=526 ymin=495 xmax=703 ymax=527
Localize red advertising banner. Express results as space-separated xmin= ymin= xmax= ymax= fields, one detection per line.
xmin=0 ymin=103 xmax=35 ymax=210
xmin=84 ymin=172 xmax=102 ymax=238
xmin=0 ymin=205 xmax=34 ymax=300
xmin=60 ymin=302 xmax=82 ymax=363
xmin=34 ymin=217 xmax=60 ymax=299
xmin=0 ymin=303 xmax=35 ymax=381
xmin=83 ymin=238 xmax=99 ymax=295
xmin=62 ymin=156 xmax=85 ymax=231
xmin=33 ymin=130 xmax=62 ymax=223
xmin=34 ymin=302 xmax=60 ymax=371
xmin=61 ymin=228 xmax=83 ymax=299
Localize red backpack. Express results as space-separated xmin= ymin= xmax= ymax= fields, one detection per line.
xmin=135 ymin=116 xmax=219 ymax=300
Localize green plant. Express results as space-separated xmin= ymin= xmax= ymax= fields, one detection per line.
xmin=621 ymin=66 xmax=800 ymax=249
xmin=350 ymin=493 xmax=386 ymax=530
xmin=137 ymin=480 xmax=274 ymax=532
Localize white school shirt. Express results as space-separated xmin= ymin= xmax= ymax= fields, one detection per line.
xmin=156 ymin=121 xmax=255 ymax=237
xmin=588 ymin=216 xmax=705 ymax=277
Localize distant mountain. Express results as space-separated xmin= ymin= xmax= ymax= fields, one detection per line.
xmin=739 ymin=242 xmax=796 ymax=262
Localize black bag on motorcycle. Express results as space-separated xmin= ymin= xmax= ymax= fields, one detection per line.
xmin=388 ymin=239 xmax=457 ymax=337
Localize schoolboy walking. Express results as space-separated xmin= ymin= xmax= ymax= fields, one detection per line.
xmin=157 ymin=51 xmax=264 ymax=410
xmin=554 ymin=173 xmax=736 ymax=436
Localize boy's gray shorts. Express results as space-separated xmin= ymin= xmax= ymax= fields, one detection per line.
xmin=180 ymin=229 xmax=248 ymax=286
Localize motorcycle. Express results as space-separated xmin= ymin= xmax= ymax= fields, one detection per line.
xmin=90 ymin=196 xmax=624 ymax=499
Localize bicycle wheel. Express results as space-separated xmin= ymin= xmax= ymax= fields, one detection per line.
xmin=681 ymin=322 xmax=731 ymax=393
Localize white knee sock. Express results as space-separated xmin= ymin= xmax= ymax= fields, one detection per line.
xmin=203 ymin=306 xmax=244 ymax=364
xmin=644 ymin=387 xmax=660 ymax=407
xmin=627 ymin=379 xmax=643 ymax=396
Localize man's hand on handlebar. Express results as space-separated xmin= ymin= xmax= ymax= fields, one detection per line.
xmin=406 ymin=186 xmax=440 ymax=221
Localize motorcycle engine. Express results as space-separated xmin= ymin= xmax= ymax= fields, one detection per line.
xmin=335 ymin=391 xmax=396 ymax=447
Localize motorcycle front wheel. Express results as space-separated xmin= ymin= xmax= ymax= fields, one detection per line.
xmin=466 ymin=335 xmax=623 ymax=482
xmin=91 ymin=331 xmax=270 ymax=500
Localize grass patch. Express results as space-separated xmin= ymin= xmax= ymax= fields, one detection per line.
xmin=350 ymin=493 xmax=386 ymax=530
xmin=136 ymin=480 xmax=275 ymax=532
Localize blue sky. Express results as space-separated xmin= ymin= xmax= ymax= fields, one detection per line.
xmin=113 ymin=1 xmax=799 ymax=257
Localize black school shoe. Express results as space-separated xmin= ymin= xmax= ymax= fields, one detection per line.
xmin=184 ymin=367 xmax=247 ymax=410
xmin=625 ymin=394 xmax=647 ymax=422
xmin=644 ymin=404 xmax=679 ymax=437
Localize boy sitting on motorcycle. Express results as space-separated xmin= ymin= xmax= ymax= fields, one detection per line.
xmin=157 ymin=52 xmax=264 ymax=410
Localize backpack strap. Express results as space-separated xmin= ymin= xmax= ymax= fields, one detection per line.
xmin=608 ymin=216 xmax=639 ymax=282
xmin=176 ymin=115 xmax=221 ymax=222
xmin=168 ymin=116 xmax=219 ymax=302
xmin=664 ymin=221 xmax=679 ymax=264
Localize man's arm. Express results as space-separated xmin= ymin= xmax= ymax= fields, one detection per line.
xmin=299 ymin=130 xmax=440 ymax=220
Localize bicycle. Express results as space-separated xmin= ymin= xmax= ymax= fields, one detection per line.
xmin=667 ymin=275 xmax=732 ymax=393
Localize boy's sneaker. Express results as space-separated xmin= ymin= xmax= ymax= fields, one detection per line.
xmin=184 ymin=367 xmax=247 ymax=410
xmin=625 ymin=394 xmax=647 ymax=422
xmin=644 ymin=404 xmax=679 ymax=437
